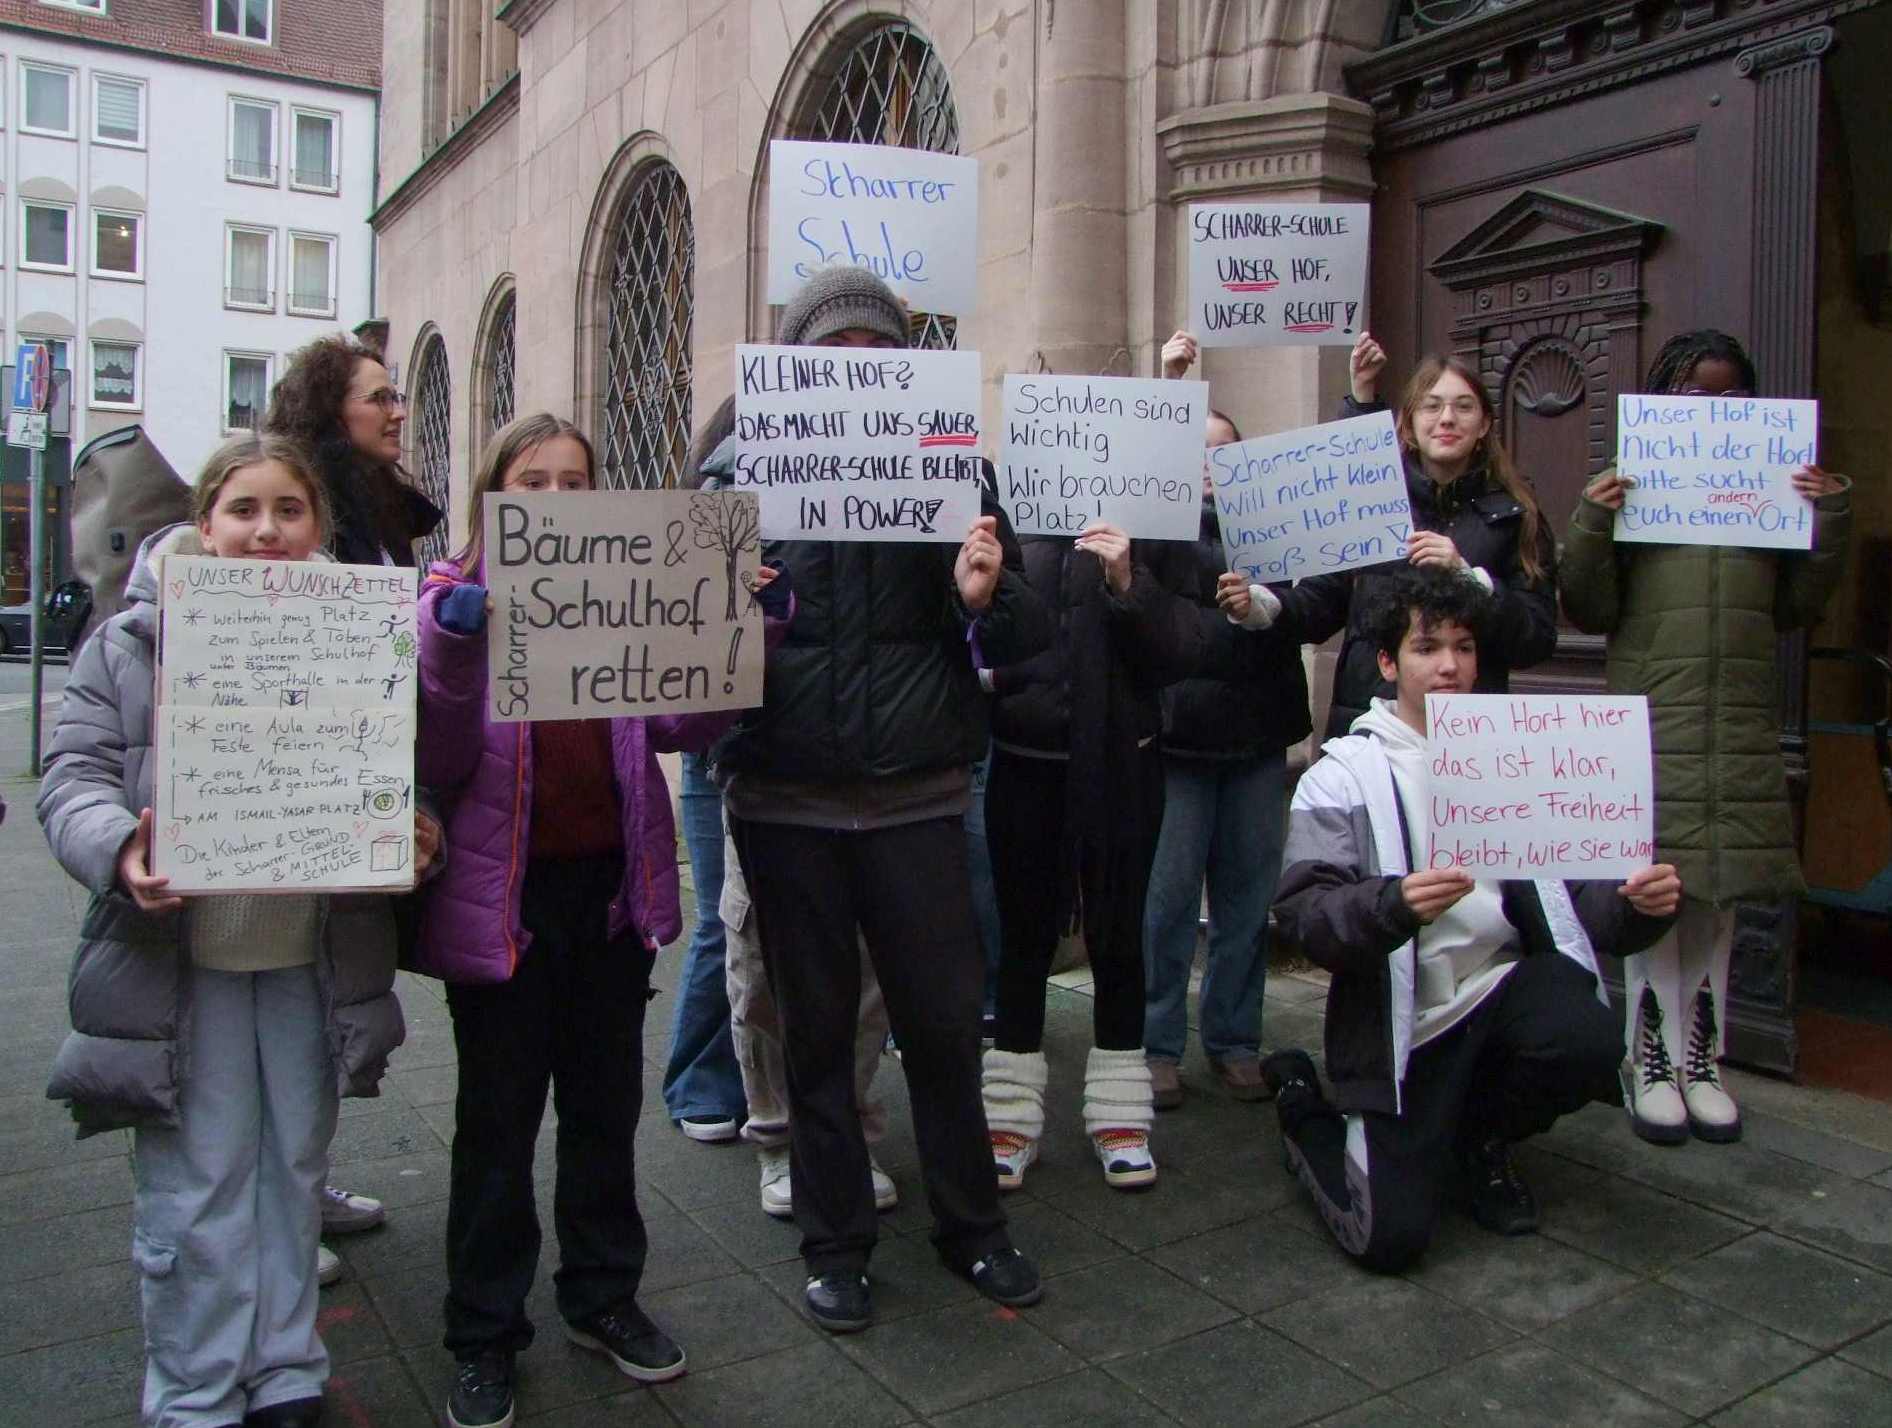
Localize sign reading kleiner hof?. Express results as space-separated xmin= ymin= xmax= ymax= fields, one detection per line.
xmin=1209 ymin=410 xmax=1408 ymax=583
xmin=482 ymin=489 xmax=766 ymax=722
xmin=1425 ymin=693 xmax=1655 ymax=881
xmin=1615 ymin=394 xmax=1818 ymax=551
xmin=998 ymin=374 xmax=1209 ymax=541
xmin=1187 ymin=202 xmax=1370 ymax=348
xmin=767 ymin=140 xmax=979 ymax=316
xmin=732 ymin=344 xmax=984 ymax=543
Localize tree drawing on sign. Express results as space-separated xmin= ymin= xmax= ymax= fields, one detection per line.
xmin=689 ymin=493 xmax=762 ymax=621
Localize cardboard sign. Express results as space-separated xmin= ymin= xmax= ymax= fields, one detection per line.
xmin=1187 ymin=203 xmax=1370 ymax=348
xmin=997 ymin=374 xmax=1208 ymax=541
xmin=1615 ymin=395 xmax=1818 ymax=550
xmin=1210 ymin=411 xmax=1408 ymax=582
xmin=153 ymin=556 xmax=418 ymax=892
xmin=766 ymin=140 xmax=978 ymax=315
xmin=483 ymin=489 xmax=766 ymax=722
xmin=1424 ymin=693 xmax=1655 ymax=880
xmin=732 ymin=344 xmax=984 ymax=543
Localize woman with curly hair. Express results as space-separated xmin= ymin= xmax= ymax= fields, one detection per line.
xmin=265 ymin=335 xmax=442 ymax=567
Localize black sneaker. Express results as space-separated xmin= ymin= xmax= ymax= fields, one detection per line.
xmin=446 ymin=1350 xmax=514 ymax=1428
xmin=242 ymin=1398 xmax=323 ymax=1427
xmin=962 ymin=1246 xmax=1042 ymax=1308
xmin=566 ymin=1303 xmax=687 ymax=1383
xmin=1461 ymin=1135 xmax=1539 ymax=1236
xmin=1260 ymin=1048 xmax=1321 ymax=1102
xmin=804 ymin=1272 xmax=872 ymax=1333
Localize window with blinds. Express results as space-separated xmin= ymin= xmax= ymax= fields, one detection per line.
xmin=228 ymin=98 xmax=276 ymax=184
xmin=224 ymin=352 xmax=271 ymax=433
xmin=93 ymin=76 xmax=143 ymax=147
xmin=288 ymin=233 xmax=335 ymax=317
xmin=22 ymin=65 xmax=73 ymax=136
xmin=224 ymin=225 xmax=274 ymax=309
xmin=91 ymin=341 xmax=140 ymax=410
xmin=290 ymin=109 xmax=338 ymax=192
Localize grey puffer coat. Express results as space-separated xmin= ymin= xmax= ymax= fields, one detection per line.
xmin=37 ymin=525 xmax=405 ymax=1137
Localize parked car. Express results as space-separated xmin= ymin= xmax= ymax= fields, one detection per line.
xmin=0 ymin=580 xmax=88 ymax=659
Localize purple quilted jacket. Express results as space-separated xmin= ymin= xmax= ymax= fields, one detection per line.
xmin=412 ymin=561 xmax=783 ymax=985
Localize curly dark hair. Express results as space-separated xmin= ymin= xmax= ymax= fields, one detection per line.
xmin=264 ymin=334 xmax=415 ymax=561
xmin=1364 ymin=566 xmax=1493 ymax=663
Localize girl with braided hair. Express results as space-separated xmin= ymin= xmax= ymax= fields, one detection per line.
xmin=1561 ymin=329 xmax=1851 ymax=1145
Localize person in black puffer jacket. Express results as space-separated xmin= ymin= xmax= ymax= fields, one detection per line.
xmin=715 ymin=266 xmax=1054 ymax=1332
xmin=1139 ymin=332 xmax=1312 ymax=1112
xmin=978 ymin=480 xmax=1207 ymax=1197
xmin=1224 ymin=333 xmax=1556 ymax=740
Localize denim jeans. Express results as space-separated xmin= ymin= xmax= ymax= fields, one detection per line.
xmin=1142 ymin=752 xmax=1286 ymax=1063
xmin=965 ymin=745 xmax=1002 ymax=1016
xmin=660 ymin=753 xmax=746 ymax=1122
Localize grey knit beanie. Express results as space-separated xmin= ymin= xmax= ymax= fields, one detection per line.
xmin=777 ymin=264 xmax=910 ymax=348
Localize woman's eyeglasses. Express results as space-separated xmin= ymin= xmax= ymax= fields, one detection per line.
xmin=1415 ymin=396 xmax=1482 ymax=419
xmin=352 ymin=387 xmax=407 ymax=412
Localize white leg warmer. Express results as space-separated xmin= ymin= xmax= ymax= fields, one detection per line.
xmin=1624 ymin=932 xmax=1684 ymax=1070
xmin=1083 ymin=1046 xmax=1154 ymax=1137
xmin=982 ymin=1049 xmax=1048 ymax=1140
xmin=1676 ymin=905 xmax=1738 ymax=1060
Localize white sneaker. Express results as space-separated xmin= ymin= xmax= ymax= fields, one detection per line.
xmin=1092 ymin=1128 xmax=1157 ymax=1189
xmin=992 ymin=1130 xmax=1038 ymax=1191
xmin=758 ymin=1147 xmax=793 ymax=1218
xmin=319 ymin=1182 xmax=386 ymax=1234
xmin=317 ymin=1243 xmax=343 ymax=1287
xmin=1626 ymin=988 xmax=1688 ymax=1145
xmin=869 ymin=1156 xmax=898 ymax=1212
xmin=1682 ymin=987 xmax=1741 ymax=1143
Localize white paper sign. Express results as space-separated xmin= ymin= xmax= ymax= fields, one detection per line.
xmin=1187 ymin=203 xmax=1370 ymax=348
xmin=153 ymin=556 xmax=418 ymax=892
xmin=997 ymin=374 xmax=1208 ymax=540
xmin=732 ymin=344 xmax=984 ymax=542
xmin=1425 ymin=693 xmax=1655 ymax=880
xmin=1615 ymin=395 xmax=1818 ymax=550
xmin=483 ymin=489 xmax=765 ymax=722
xmin=1209 ymin=411 xmax=1408 ymax=582
xmin=766 ymin=140 xmax=978 ymax=315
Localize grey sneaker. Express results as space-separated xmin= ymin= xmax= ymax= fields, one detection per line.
xmin=319 ymin=1183 xmax=386 ymax=1234
xmin=317 ymin=1244 xmax=343 ymax=1287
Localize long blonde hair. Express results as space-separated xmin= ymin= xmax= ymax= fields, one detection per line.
xmin=191 ymin=434 xmax=332 ymax=544
xmin=1394 ymin=354 xmax=1546 ymax=584
xmin=455 ymin=413 xmax=596 ymax=573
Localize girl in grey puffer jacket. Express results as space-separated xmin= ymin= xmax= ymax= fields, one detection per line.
xmin=38 ymin=436 xmax=408 ymax=1428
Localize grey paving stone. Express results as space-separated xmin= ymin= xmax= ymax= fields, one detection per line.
xmin=1535 ymin=1282 xmax=1818 ymax=1418
xmin=1261 ymin=1276 xmax=1515 ymax=1390
xmin=314 ymin=1279 xmax=398 ymax=1366
xmin=1104 ymin=1319 xmax=1371 ymax=1427
xmin=1312 ymin=1397 xmax=1445 ymax=1428
xmin=0 ymin=1325 xmax=146 ymax=1424
xmin=327 ymin=1195 xmax=451 ymax=1280
xmin=0 ymin=1147 xmax=133 ymax=1225
xmin=1042 ymin=1159 xmax=1263 ymax=1253
xmin=834 ymin=1297 xmax=1080 ymax=1416
xmin=1147 ymin=1216 xmax=1358 ymax=1315
xmin=640 ymin=1269 xmax=815 ymax=1373
xmin=931 ymin=1364 xmax=1175 ymax=1426
xmin=520 ymin=1388 xmax=680 ymax=1425
xmin=361 ymin=1261 xmax=449 ymax=1350
xmin=1538 ymin=1167 xmax=1749 ymax=1273
xmin=639 ymin=1131 xmax=776 ymax=1212
xmin=1006 ymin=1196 xmax=1133 ymax=1279
xmin=1740 ymin=1112 xmax=1892 ymax=1180
xmin=384 ymin=1060 xmax=460 ymax=1109
xmin=1767 ymin=1175 xmax=1892 ymax=1276
xmin=1019 ymin=1256 xmax=1237 ymax=1362
xmin=0 ymin=1201 xmax=132 ymax=1284
xmin=1836 ymin=1319 xmax=1892 ymax=1380
xmin=1393 ymin=1339 xmax=1685 ymax=1427
xmin=325 ymin=1103 xmax=448 ymax=1167
xmin=684 ymin=1195 xmax=806 ymax=1271
xmin=1707 ymin=1354 xmax=1892 ymax=1427
xmin=306 ymin=1148 xmax=454 ymax=1213
xmin=1401 ymin=1215 xmax=1639 ymax=1332
xmin=323 ymin=1351 xmax=436 ymax=1424
xmin=0 ymin=1254 xmax=138 ymax=1355
xmin=1660 ymin=1230 xmax=1892 ymax=1349
xmin=1609 ymin=1140 xmax=1839 ymax=1228
xmin=653 ymin=1339 xmax=910 ymax=1428
xmin=639 ymin=1210 xmax=746 ymax=1293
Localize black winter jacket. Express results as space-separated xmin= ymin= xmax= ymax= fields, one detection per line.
xmin=1162 ymin=498 xmax=1311 ymax=760
xmin=714 ymin=477 xmax=1050 ymax=783
xmin=1279 ymin=397 xmax=1557 ymax=739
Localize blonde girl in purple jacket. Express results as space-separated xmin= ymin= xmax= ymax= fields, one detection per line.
xmin=412 ymin=414 xmax=789 ymax=1428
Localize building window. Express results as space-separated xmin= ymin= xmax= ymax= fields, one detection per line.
xmin=289 ymin=108 xmax=338 ymax=192
xmin=21 ymin=202 xmax=74 ymax=272
xmin=211 ymin=0 xmax=271 ymax=44
xmin=223 ymin=351 xmax=271 ymax=432
xmin=799 ymin=21 xmax=961 ymax=350
xmin=92 ymin=75 xmax=144 ymax=147
xmin=410 ymin=334 xmax=452 ymax=566
xmin=224 ymin=225 xmax=274 ymax=309
xmin=228 ymin=98 xmax=276 ymax=184
xmin=21 ymin=63 xmax=75 ymax=138
xmin=23 ymin=335 xmax=70 ymax=373
xmin=91 ymin=209 xmax=142 ymax=279
xmin=601 ymin=162 xmax=692 ymax=491
xmin=287 ymin=232 xmax=336 ymax=317
xmin=486 ymin=291 xmax=516 ymax=437
xmin=90 ymin=340 xmax=140 ymax=410
xmin=41 ymin=1 xmax=108 ymax=12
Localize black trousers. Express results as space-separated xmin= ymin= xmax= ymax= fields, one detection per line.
xmin=727 ymin=814 xmax=1009 ymax=1278
xmin=442 ymin=855 xmax=655 ymax=1355
xmin=1279 ymin=952 xmax=1621 ymax=1274
xmin=987 ymin=744 xmax=1165 ymax=1052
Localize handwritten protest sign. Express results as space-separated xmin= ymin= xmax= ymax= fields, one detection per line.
xmin=766 ymin=140 xmax=978 ymax=315
xmin=1187 ymin=203 xmax=1370 ymax=348
xmin=1425 ymin=693 xmax=1655 ymax=880
xmin=1209 ymin=410 xmax=1408 ymax=582
xmin=732 ymin=344 xmax=984 ymax=542
xmin=483 ymin=489 xmax=765 ymax=722
xmin=997 ymin=375 xmax=1208 ymax=541
xmin=1615 ymin=395 xmax=1818 ymax=550
xmin=153 ymin=556 xmax=417 ymax=892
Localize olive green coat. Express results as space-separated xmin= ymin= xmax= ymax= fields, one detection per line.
xmin=1560 ymin=480 xmax=1851 ymax=907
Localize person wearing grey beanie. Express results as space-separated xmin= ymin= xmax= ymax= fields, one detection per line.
xmin=715 ymin=265 xmax=1052 ymax=1332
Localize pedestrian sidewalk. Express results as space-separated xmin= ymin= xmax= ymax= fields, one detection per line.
xmin=8 ymin=712 xmax=1892 ymax=1423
